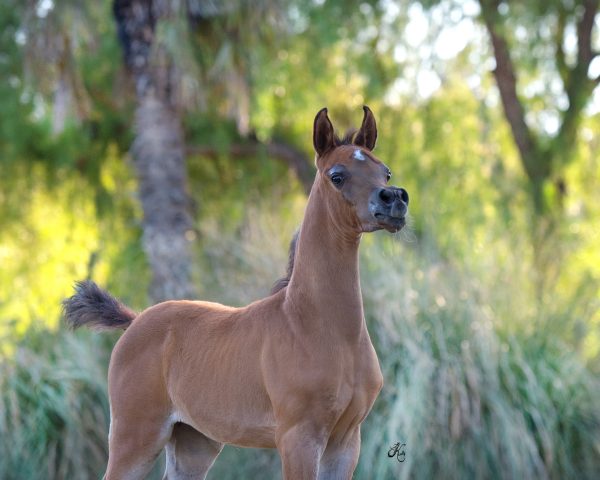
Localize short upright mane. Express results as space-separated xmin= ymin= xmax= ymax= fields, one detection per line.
xmin=271 ymin=229 xmax=299 ymax=294
xmin=334 ymin=128 xmax=358 ymax=147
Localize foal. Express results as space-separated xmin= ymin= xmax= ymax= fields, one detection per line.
xmin=64 ymin=106 xmax=409 ymax=480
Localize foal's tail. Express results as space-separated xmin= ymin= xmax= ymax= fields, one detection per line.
xmin=62 ymin=280 xmax=137 ymax=331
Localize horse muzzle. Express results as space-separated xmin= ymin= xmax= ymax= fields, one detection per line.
xmin=369 ymin=187 xmax=409 ymax=232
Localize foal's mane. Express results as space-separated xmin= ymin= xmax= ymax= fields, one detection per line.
xmin=271 ymin=229 xmax=299 ymax=294
xmin=334 ymin=128 xmax=358 ymax=147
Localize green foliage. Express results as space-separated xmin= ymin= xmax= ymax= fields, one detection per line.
xmin=0 ymin=149 xmax=148 ymax=338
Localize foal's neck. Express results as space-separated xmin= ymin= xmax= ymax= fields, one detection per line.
xmin=285 ymin=176 xmax=365 ymax=337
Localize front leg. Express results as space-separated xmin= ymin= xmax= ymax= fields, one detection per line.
xmin=318 ymin=427 xmax=361 ymax=480
xmin=276 ymin=423 xmax=329 ymax=480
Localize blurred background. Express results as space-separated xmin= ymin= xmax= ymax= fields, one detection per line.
xmin=0 ymin=0 xmax=599 ymax=478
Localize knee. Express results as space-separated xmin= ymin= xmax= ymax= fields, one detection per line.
xmin=277 ymin=423 xmax=328 ymax=452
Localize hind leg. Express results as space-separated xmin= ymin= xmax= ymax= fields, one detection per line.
xmin=104 ymin=374 xmax=174 ymax=479
xmin=104 ymin=412 xmax=173 ymax=480
xmin=163 ymin=423 xmax=223 ymax=480
xmin=104 ymin=315 xmax=177 ymax=478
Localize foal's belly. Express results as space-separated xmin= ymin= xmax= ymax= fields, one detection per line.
xmin=170 ymin=373 xmax=279 ymax=448
xmin=172 ymin=384 xmax=278 ymax=448
xmin=185 ymin=413 xmax=277 ymax=449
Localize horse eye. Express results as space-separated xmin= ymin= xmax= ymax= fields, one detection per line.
xmin=386 ymin=171 xmax=392 ymax=182
xmin=331 ymin=173 xmax=344 ymax=187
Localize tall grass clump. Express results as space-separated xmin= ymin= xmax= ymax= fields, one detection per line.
xmin=0 ymin=329 xmax=111 ymax=480
xmin=357 ymin=236 xmax=600 ymax=480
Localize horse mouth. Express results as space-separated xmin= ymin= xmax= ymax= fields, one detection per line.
xmin=374 ymin=213 xmax=405 ymax=232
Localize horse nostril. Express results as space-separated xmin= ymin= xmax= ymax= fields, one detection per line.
xmin=398 ymin=188 xmax=409 ymax=204
xmin=379 ymin=188 xmax=395 ymax=205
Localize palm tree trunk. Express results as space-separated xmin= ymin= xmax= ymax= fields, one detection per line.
xmin=114 ymin=0 xmax=196 ymax=302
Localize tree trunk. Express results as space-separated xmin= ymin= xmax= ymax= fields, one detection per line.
xmin=133 ymin=95 xmax=196 ymax=302
xmin=479 ymin=0 xmax=599 ymax=293
xmin=113 ymin=0 xmax=197 ymax=302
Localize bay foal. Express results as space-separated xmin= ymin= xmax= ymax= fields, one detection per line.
xmin=64 ymin=106 xmax=409 ymax=480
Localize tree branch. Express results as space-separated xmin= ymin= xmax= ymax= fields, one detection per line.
xmin=187 ymin=140 xmax=314 ymax=195
xmin=479 ymin=0 xmax=543 ymax=180
xmin=553 ymin=0 xmax=599 ymax=165
xmin=554 ymin=5 xmax=569 ymax=86
xmin=576 ymin=0 xmax=598 ymax=67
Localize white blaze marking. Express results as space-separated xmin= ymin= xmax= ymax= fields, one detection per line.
xmin=353 ymin=149 xmax=367 ymax=161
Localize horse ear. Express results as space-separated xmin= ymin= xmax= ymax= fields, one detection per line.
xmin=354 ymin=105 xmax=377 ymax=151
xmin=313 ymin=107 xmax=335 ymax=156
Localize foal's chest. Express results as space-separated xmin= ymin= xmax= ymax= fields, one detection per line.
xmin=325 ymin=339 xmax=384 ymax=435
xmin=348 ymin=342 xmax=384 ymax=419
xmin=265 ymin=326 xmax=383 ymax=435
